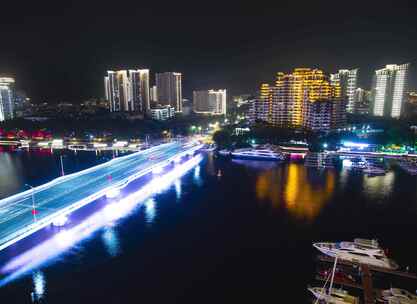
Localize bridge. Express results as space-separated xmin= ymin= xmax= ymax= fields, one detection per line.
xmin=0 ymin=141 xmax=202 ymax=252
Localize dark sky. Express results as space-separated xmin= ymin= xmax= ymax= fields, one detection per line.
xmin=0 ymin=1 xmax=416 ymax=102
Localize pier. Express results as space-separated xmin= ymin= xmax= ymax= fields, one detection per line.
xmin=317 ymin=254 xmax=417 ymax=279
xmin=316 ymin=254 xmax=417 ymax=304
xmin=361 ymin=265 xmax=374 ymax=304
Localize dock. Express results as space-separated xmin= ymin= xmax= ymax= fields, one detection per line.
xmin=361 ymin=264 xmax=374 ymax=304
xmin=317 ymin=254 xmax=417 ymax=279
xmin=315 ymin=275 xmax=363 ymax=290
xmin=315 ymin=254 xmax=416 ymax=304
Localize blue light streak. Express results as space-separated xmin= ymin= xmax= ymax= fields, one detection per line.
xmin=0 ymin=154 xmax=203 ymax=287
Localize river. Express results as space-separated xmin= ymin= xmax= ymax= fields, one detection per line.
xmin=0 ymin=149 xmax=416 ymax=303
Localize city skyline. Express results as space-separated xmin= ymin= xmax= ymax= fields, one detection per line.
xmin=0 ymin=2 xmax=416 ymax=102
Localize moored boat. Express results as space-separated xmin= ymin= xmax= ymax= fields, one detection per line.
xmin=230 ymin=147 xmax=285 ymax=161
xmin=398 ymin=161 xmax=417 ymax=176
xmin=218 ymin=149 xmax=231 ymax=156
xmin=308 ymin=287 xmax=359 ymax=304
xmin=313 ymin=240 xmax=398 ymax=270
xmin=380 ymin=288 xmax=417 ymax=304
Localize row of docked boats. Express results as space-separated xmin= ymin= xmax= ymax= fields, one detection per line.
xmin=303 ymin=153 xmax=388 ymax=175
xmin=309 ymin=286 xmax=417 ymax=304
xmin=309 ymin=238 xmax=416 ymax=304
xmin=342 ymin=156 xmax=388 ymax=176
xmin=398 ymin=160 xmax=417 ymax=176
xmin=304 ymin=152 xmax=337 ymax=168
xmin=214 ymin=145 xmax=417 ymax=178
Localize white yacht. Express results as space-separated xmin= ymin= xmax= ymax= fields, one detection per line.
xmin=313 ymin=240 xmax=398 ymax=270
xmin=381 ymin=288 xmax=417 ymax=304
xmin=230 ymin=148 xmax=284 ymax=161
xmin=308 ymin=287 xmax=359 ymax=304
xmin=218 ymin=149 xmax=231 ymax=157
xmin=353 ymin=238 xmax=380 ymax=249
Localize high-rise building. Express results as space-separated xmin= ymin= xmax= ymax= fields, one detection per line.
xmin=354 ymin=88 xmax=371 ymax=115
xmin=150 ymin=85 xmax=158 ymax=103
xmin=138 ymin=69 xmax=150 ymax=111
xmin=155 ymin=72 xmax=182 ymax=112
xmin=251 ymin=68 xmax=346 ymax=131
xmin=330 ymin=69 xmax=358 ymax=113
xmin=104 ymin=69 xmax=150 ymax=113
xmin=371 ymin=63 xmax=410 ymax=118
xmin=0 ymin=77 xmax=15 ymax=122
xmin=149 ymin=105 xmax=175 ymax=120
xmin=193 ymin=89 xmax=227 ymax=115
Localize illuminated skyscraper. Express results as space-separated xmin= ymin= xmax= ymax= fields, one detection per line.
xmin=330 ymin=69 xmax=358 ymax=113
xmin=150 ymin=85 xmax=158 ymax=103
xmin=371 ymin=63 xmax=410 ymax=118
xmin=354 ymin=88 xmax=371 ymax=115
xmin=0 ymin=77 xmax=15 ymax=122
xmin=156 ymin=72 xmax=182 ymax=112
xmin=193 ymin=89 xmax=227 ymax=115
xmin=251 ymin=68 xmax=346 ymax=131
xmin=249 ymin=84 xmax=271 ymax=124
xmin=104 ymin=69 xmax=150 ymax=112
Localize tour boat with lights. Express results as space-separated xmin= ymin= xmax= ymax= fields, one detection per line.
xmin=313 ymin=239 xmax=399 ymax=270
xmin=230 ymin=147 xmax=285 ymax=161
xmin=308 ymin=287 xmax=359 ymax=304
xmin=380 ymin=288 xmax=417 ymax=304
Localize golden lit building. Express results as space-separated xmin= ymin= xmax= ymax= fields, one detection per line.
xmin=251 ymin=68 xmax=346 ymax=131
xmin=249 ymin=83 xmax=272 ymax=123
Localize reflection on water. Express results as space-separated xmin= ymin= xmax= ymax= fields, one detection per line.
xmin=256 ymin=164 xmax=335 ymax=221
xmin=144 ymin=198 xmax=157 ymax=223
xmin=206 ymin=153 xmax=216 ymax=176
xmin=102 ymin=227 xmax=121 ymax=257
xmin=232 ymin=159 xmax=279 ymax=170
xmin=193 ymin=165 xmax=202 ymax=186
xmin=174 ymin=179 xmax=182 ymax=200
xmin=31 ymin=270 xmax=46 ymax=302
xmin=339 ymin=168 xmax=349 ymax=190
xmin=362 ymin=171 xmax=395 ymax=199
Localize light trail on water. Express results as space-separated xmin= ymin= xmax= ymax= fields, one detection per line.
xmin=0 ymin=154 xmax=203 ymax=287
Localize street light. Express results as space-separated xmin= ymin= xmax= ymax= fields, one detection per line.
xmin=25 ymin=184 xmax=37 ymax=222
xmin=60 ymin=154 xmax=65 ymax=176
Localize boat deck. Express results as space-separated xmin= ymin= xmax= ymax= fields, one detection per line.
xmin=317 ymin=255 xmax=417 ymax=279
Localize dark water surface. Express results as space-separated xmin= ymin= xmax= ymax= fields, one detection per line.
xmin=0 ymin=149 xmax=416 ymax=303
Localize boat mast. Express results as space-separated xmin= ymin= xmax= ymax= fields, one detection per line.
xmin=328 ymin=255 xmax=338 ymax=297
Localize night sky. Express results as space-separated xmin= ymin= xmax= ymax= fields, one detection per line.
xmin=0 ymin=1 xmax=416 ymax=102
